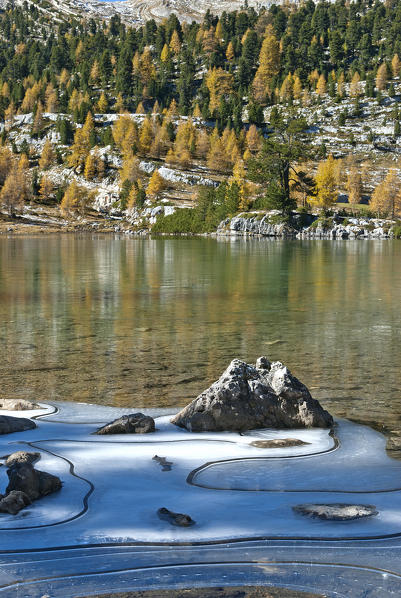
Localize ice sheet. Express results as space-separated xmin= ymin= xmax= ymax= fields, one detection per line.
xmin=0 ymin=401 xmax=400 ymax=596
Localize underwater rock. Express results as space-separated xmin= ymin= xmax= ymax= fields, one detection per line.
xmin=293 ymin=503 xmax=378 ymax=521
xmin=152 ymin=455 xmax=173 ymax=471
xmin=157 ymin=507 xmax=195 ymax=527
xmin=95 ymin=413 xmax=155 ymax=435
xmin=249 ymin=438 xmax=310 ymax=448
xmin=171 ymin=357 xmax=333 ymax=432
xmin=0 ymin=415 xmax=36 ymax=435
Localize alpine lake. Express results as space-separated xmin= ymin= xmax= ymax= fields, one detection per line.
xmin=0 ymin=234 xmax=400 ymax=457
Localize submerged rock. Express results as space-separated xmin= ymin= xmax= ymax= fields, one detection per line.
xmin=171 ymin=357 xmax=333 ymax=432
xmin=95 ymin=413 xmax=155 ymax=435
xmin=0 ymin=490 xmax=31 ymax=515
xmin=293 ymin=503 xmax=378 ymax=521
xmin=152 ymin=455 xmax=173 ymax=471
xmin=0 ymin=415 xmax=36 ymax=435
xmin=0 ymin=399 xmax=40 ymax=411
xmin=249 ymin=438 xmax=309 ymax=448
xmin=6 ymin=463 xmax=62 ymax=501
xmin=4 ymin=451 xmax=40 ymax=468
xmin=157 ymin=507 xmax=195 ymax=527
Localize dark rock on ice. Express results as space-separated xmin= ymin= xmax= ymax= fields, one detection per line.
xmin=0 ymin=415 xmax=36 ymax=435
xmin=95 ymin=413 xmax=155 ymax=435
xmin=157 ymin=507 xmax=195 ymax=527
xmin=6 ymin=462 xmax=62 ymax=501
xmin=0 ymin=490 xmax=31 ymax=515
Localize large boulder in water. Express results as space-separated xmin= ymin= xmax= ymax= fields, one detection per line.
xmin=171 ymin=357 xmax=333 ymax=432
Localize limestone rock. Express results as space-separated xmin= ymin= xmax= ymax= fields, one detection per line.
xmin=0 ymin=399 xmax=40 ymax=411
xmin=293 ymin=503 xmax=378 ymax=521
xmin=6 ymin=463 xmax=62 ymax=501
xmin=0 ymin=415 xmax=36 ymax=435
xmin=157 ymin=507 xmax=195 ymax=527
xmin=249 ymin=438 xmax=309 ymax=448
xmin=0 ymin=490 xmax=31 ymax=515
xmin=95 ymin=413 xmax=155 ymax=435
xmin=5 ymin=451 xmax=40 ymax=468
xmin=171 ymin=357 xmax=333 ymax=432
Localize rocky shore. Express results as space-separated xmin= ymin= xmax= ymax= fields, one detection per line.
xmin=217 ymin=212 xmax=399 ymax=240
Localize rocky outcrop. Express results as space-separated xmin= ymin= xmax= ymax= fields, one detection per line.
xmin=217 ymin=213 xmax=396 ymax=240
xmin=95 ymin=413 xmax=155 ymax=435
xmin=293 ymin=503 xmax=378 ymax=521
xmin=157 ymin=507 xmax=195 ymax=527
xmin=0 ymin=399 xmax=41 ymax=411
xmin=0 ymin=490 xmax=31 ymax=515
xmin=6 ymin=462 xmax=62 ymax=501
xmin=171 ymin=357 xmax=333 ymax=432
xmin=4 ymin=451 xmax=40 ymax=468
xmin=0 ymin=415 xmax=36 ymax=435
xmin=217 ymin=213 xmax=297 ymax=238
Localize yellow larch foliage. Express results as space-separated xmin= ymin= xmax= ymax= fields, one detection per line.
xmin=146 ymin=169 xmax=166 ymax=197
xmin=246 ymin=124 xmax=262 ymax=154
xmin=160 ymin=44 xmax=170 ymax=63
xmin=169 ymin=30 xmax=181 ymax=55
xmin=314 ymin=154 xmax=339 ymax=210
xmin=38 ymin=176 xmax=54 ymax=201
xmin=392 ymin=54 xmax=401 ymax=78
xmin=205 ymin=67 xmax=234 ymax=114
xmin=226 ymin=41 xmax=234 ymax=61
xmin=139 ymin=117 xmax=153 ymax=154
xmin=97 ymin=92 xmax=108 ymax=113
xmin=376 ymin=63 xmax=388 ymax=90
xmin=39 ymin=139 xmax=55 ymax=170
xmin=60 ymin=180 xmax=91 ymax=216
xmin=316 ymin=74 xmax=326 ymax=96
xmin=350 ymin=71 xmax=362 ymax=97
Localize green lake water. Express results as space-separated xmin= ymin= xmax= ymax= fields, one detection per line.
xmin=0 ymin=235 xmax=400 ymax=455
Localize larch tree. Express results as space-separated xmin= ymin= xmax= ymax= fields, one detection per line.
xmin=316 ymin=74 xmax=326 ymax=96
xmin=60 ymin=180 xmax=91 ymax=216
xmin=376 ymin=63 xmax=389 ymax=91
xmin=315 ymin=154 xmax=339 ymax=210
xmin=169 ymin=30 xmax=181 ymax=55
xmin=205 ymin=68 xmax=234 ymax=114
xmin=254 ymin=25 xmax=280 ymax=89
xmin=350 ymin=71 xmax=362 ymax=97
xmin=39 ymin=139 xmax=55 ymax=170
xmin=146 ymin=169 xmax=166 ymax=198
xmin=84 ymin=152 xmax=97 ymax=180
xmin=38 ymin=175 xmax=54 ymax=202
xmin=346 ymin=165 xmax=363 ymax=210
xmin=97 ymin=92 xmax=108 ymax=113
xmin=139 ymin=117 xmax=153 ymax=154
xmin=0 ymin=166 xmax=25 ymax=216
xmin=392 ymin=54 xmax=401 ymax=78
xmin=370 ymin=169 xmax=400 ymax=218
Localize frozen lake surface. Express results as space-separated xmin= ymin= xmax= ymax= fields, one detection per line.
xmin=0 ymin=402 xmax=401 ymax=596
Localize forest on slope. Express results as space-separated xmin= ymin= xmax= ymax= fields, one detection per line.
xmin=1 ymin=0 xmax=401 ymax=234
